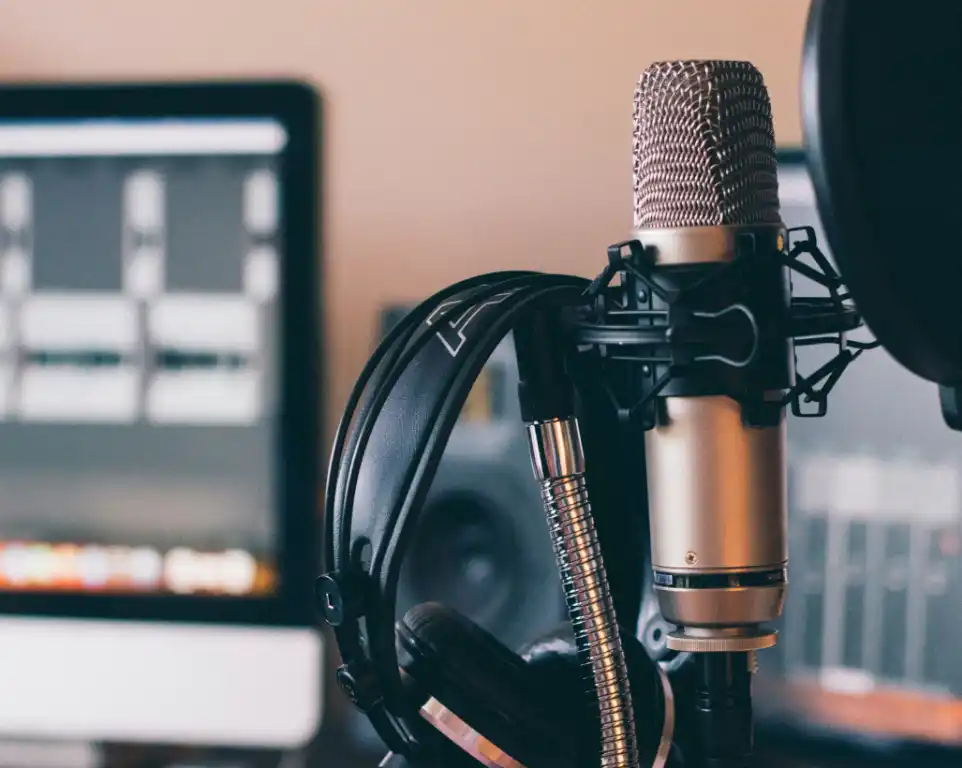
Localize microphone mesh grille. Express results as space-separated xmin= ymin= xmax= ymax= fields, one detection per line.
xmin=633 ymin=60 xmax=781 ymax=229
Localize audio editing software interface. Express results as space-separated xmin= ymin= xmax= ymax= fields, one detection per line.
xmin=758 ymin=164 xmax=962 ymax=743
xmin=783 ymin=456 xmax=960 ymax=691
xmin=0 ymin=118 xmax=285 ymax=597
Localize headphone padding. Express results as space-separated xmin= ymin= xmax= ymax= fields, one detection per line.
xmin=397 ymin=602 xmax=575 ymax=767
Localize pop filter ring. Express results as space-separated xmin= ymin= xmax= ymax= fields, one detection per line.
xmin=803 ymin=0 xmax=962 ymax=386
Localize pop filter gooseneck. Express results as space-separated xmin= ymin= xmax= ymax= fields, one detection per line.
xmin=802 ymin=0 xmax=962 ymax=427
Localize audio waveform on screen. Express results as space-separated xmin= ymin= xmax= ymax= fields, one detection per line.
xmin=154 ymin=349 xmax=249 ymax=371
xmin=24 ymin=350 xmax=127 ymax=367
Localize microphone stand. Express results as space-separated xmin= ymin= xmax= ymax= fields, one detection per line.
xmin=688 ymin=652 xmax=754 ymax=768
xmin=557 ymin=230 xmax=872 ymax=768
xmin=373 ymin=224 xmax=869 ymax=768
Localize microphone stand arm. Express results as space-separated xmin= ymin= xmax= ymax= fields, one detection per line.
xmin=514 ymin=306 xmax=642 ymax=768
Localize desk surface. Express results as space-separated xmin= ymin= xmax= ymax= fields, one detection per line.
xmin=754 ymin=732 xmax=962 ymax=768
xmin=754 ymin=676 xmax=962 ymax=748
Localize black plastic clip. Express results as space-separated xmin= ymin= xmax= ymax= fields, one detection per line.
xmin=315 ymin=570 xmax=366 ymax=627
xmin=940 ymin=385 xmax=962 ymax=432
xmin=336 ymin=661 xmax=385 ymax=713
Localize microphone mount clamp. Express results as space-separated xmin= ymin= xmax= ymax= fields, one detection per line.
xmin=568 ymin=226 xmax=876 ymax=431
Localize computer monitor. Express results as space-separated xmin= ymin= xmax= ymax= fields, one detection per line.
xmin=0 ymin=82 xmax=322 ymax=748
xmin=754 ymin=151 xmax=962 ymax=751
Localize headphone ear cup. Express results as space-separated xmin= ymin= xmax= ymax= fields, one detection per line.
xmin=520 ymin=622 xmax=676 ymax=764
xmin=397 ymin=602 xmax=578 ymax=768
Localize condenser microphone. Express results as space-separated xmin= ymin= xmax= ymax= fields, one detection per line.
xmin=573 ymin=55 xmax=863 ymax=765
xmin=621 ymin=60 xmax=793 ymax=767
xmin=633 ymin=59 xmax=788 ymax=658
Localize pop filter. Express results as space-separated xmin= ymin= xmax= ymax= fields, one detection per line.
xmin=802 ymin=1 xmax=962 ymax=388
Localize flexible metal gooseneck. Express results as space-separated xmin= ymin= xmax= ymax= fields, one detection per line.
xmin=515 ymin=311 xmax=641 ymax=768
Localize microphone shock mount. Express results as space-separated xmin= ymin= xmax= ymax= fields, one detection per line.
xmin=571 ymin=226 xmax=872 ymax=434
xmin=567 ymin=225 xmax=873 ymax=767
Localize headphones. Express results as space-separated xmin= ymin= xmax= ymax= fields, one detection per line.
xmin=317 ymin=269 xmax=682 ymax=767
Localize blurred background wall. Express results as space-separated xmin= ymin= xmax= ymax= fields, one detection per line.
xmin=0 ymin=0 xmax=811 ymax=430
xmin=10 ymin=3 xmax=959 ymax=766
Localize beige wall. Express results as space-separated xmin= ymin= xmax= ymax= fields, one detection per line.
xmin=0 ymin=0 xmax=811 ymax=433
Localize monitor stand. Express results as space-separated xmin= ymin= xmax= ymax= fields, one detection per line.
xmin=0 ymin=617 xmax=323 ymax=750
xmin=0 ymin=739 xmax=313 ymax=768
xmin=0 ymin=739 xmax=101 ymax=768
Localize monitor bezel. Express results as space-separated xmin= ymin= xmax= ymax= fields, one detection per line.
xmin=0 ymin=80 xmax=321 ymax=628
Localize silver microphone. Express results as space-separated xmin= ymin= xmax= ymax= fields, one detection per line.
xmin=633 ymin=60 xmax=789 ymax=656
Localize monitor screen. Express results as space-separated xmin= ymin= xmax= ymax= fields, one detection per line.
xmin=755 ymin=152 xmax=962 ymax=750
xmin=0 ymin=84 xmax=321 ymax=748
xmin=0 ymin=117 xmax=285 ymax=598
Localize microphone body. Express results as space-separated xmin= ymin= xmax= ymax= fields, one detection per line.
xmin=632 ymin=60 xmax=793 ymax=766
xmin=646 ymin=392 xmax=786 ymax=636
xmin=637 ymin=227 xmax=788 ymax=651
xmin=633 ymin=59 xmax=790 ymax=654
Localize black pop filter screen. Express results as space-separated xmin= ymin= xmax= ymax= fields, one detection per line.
xmin=803 ymin=2 xmax=962 ymax=385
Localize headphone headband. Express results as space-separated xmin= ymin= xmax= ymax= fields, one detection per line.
xmin=319 ymin=272 xmax=589 ymax=755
